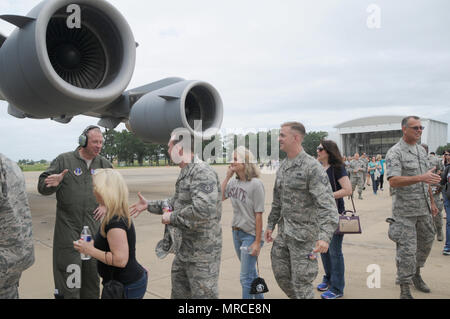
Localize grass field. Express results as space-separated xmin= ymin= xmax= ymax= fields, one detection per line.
xmin=19 ymin=162 xmax=228 ymax=172
xmin=19 ymin=163 xmax=49 ymax=172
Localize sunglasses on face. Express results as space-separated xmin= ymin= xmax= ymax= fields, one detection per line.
xmin=317 ymin=146 xmax=324 ymax=152
xmin=408 ymin=126 xmax=425 ymax=131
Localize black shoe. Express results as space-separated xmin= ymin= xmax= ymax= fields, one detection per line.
xmin=400 ymin=284 xmax=413 ymax=299
xmin=412 ymin=274 xmax=430 ymax=293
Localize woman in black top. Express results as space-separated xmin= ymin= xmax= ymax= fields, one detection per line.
xmin=316 ymin=140 xmax=352 ymax=299
xmin=74 ymin=168 xmax=147 ymax=298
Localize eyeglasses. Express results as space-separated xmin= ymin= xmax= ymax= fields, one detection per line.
xmin=317 ymin=146 xmax=324 ymax=152
xmin=407 ymin=126 xmax=425 ymax=131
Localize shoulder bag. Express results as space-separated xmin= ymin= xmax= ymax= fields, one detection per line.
xmin=101 ymin=252 xmax=125 ymax=299
xmin=331 ymin=167 xmax=362 ymax=235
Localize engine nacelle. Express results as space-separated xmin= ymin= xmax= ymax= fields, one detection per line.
xmin=128 ymin=80 xmax=223 ymax=144
xmin=0 ymin=0 xmax=136 ymax=118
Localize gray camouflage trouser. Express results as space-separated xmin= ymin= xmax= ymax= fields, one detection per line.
xmin=271 ymin=234 xmax=318 ymax=299
xmin=171 ymin=255 xmax=221 ymax=299
xmin=388 ymin=214 xmax=435 ymax=284
xmin=433 ymin=195 xmax=444 ymax=234
xmin=0 ymin=284 xmax=19 ymax=299
xmin=350 ymin=174 xmax=364 ymax=196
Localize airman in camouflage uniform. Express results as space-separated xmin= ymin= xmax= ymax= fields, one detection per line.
xmin=131 ymin=131 xmax=222 ymax=299
xmin=265 ymin=122 xmax=338 ymax=299
xmin=0 ymin=153 xmax=35 ymax=299
xmin=386 ymin=116 xmax=440 ymax=299
xmin=349 ymin=153 xmax=365 ymax=199
xmin=361 ymin=154 xmax=370 ymax=187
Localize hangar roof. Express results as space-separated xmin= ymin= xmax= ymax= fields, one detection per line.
xmin=334 ymin=115 xmax=446 ymax=129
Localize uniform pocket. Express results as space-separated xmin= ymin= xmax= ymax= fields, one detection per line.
xmin=401 ymin=159 xmax=419 ymax=175
xmin=388 ymin=220 xmax=404 ymax=243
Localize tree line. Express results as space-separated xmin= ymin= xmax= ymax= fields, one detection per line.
xmin=100 ymin=129 xmax=329 ymax=166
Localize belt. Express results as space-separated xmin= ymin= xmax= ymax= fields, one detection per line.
xmin=232 ymin=227 xmax=243 ymax=231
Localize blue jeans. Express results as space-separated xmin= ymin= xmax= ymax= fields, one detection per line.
xmin=370 ymin=174 xmax=379 ymax=194
xmin=443 ymin=192 xmax=450 ymax=250
xmin=320 ymin=234 xmax=345 ymax=295
xmin=232 ymin=229 xmax=264 ymax=299
xmin=124 ymin=270 xmax=148 ymax=299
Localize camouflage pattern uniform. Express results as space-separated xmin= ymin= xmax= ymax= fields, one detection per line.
xmin=428 ymin=155 xmax=445 ymax=240
xmin=0 ymin=154 xmax=35 ymax=299
xmin=267 ymin=149 xmax=338 ymax=299
xmin=38 ymin=148 xmax=112 ymax=299
xmin=386 ymin=139 xmax=435 ymax=286
xmin=349 ymin=158 xmax=365 ymax=198
xmin=147 ymin=160 xmax=222 ymax=299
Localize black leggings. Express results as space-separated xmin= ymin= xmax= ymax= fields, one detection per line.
xmin=379 ymin=174 xmax=384 ymax=189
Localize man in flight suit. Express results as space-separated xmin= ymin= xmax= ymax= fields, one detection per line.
xmin=38 ymin=125 xmax=112 ymax=298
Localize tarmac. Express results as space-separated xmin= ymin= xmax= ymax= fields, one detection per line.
xmin=18 ymin=165 xmax=450 ymax=299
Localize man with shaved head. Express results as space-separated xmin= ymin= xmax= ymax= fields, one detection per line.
xmin=265 ymin=121 xmax=338 ymax=299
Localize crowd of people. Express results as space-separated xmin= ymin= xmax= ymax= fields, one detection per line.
xmin=343 ymin=152 xmax=385 ymax=198
xmin=0 ymin=116 xmax=449 ymax=300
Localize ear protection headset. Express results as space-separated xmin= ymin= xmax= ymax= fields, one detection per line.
xmin=79 ymin=125 xmax=100 ymax=148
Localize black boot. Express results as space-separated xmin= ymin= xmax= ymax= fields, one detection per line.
xmin=400 ymin=284 xmax=413 ymax=299
xmin=412 ymin=268 xmax=431 ymax=293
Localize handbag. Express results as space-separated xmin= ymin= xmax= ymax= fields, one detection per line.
xmin=101 ymin=252 xmax=125 ymax=299
xmin=331 ymin=167 xmax=362 ymax=235
xmin=249 ymin=258 xmax=269 ymax=294
xmin=335 ymin=209 xmax=362 ymax=234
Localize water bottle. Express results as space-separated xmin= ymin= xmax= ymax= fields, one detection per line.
xmin=80 ymin=226 xmax=92 ymax=260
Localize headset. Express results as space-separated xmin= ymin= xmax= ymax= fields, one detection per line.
xmin=78 ymin=125 xmax=101 ymax=148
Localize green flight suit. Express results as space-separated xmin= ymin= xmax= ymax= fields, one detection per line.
xmin=38 ymin=148 xmax=112 ymax=299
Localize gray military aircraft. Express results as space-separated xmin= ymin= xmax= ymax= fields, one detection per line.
xmin=0 ymin=0 xmax=223 ymax=143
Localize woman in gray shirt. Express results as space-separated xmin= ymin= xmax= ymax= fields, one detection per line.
xmin=222 ymin=147 xmax=265 ymax=299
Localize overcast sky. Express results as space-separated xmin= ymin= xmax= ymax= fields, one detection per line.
xmin=1 ymin=0 xmax=450 ymax=161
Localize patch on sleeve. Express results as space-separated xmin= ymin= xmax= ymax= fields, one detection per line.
xmin=197 ymin=182 xmax=216 ymax=194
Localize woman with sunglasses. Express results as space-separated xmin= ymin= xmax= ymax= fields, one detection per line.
xmin=316 ymin=140 xmax=352 ymax=299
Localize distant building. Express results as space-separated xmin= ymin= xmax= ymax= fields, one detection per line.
xmin=327 ymin=115 xmax=448 ymax=157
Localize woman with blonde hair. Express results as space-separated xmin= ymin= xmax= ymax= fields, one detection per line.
xmin=222 ymin=146 xmax=265 ymax=299
xmin=74 ymin=168 xmax=147 ymax=299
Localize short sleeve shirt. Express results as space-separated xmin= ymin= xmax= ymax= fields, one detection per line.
xmin=386 ymin=139 xmax=431 ymax=217
xmin=326 ymin=165 xmax=348 ymax=214
xmin=94 ymin=216 xmax=145 ymax=285
xmin=225 ymin=177 xmax=265 ymax=236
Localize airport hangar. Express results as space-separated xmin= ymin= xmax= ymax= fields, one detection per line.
xmin=327 ymin=115 xmax=448 ymax=157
